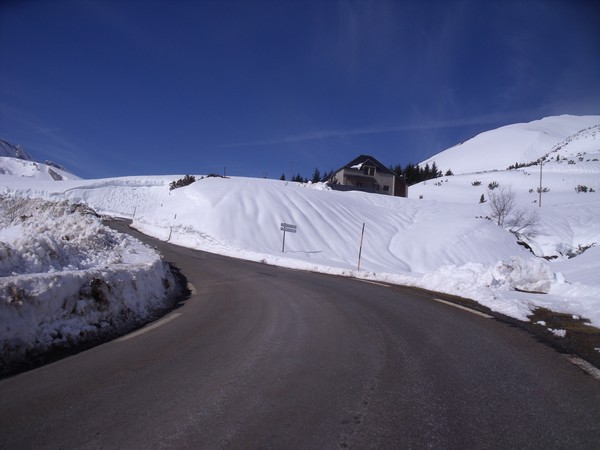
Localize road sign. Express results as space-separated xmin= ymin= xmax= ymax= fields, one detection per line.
xmin=280 ymin=222 xmax=297 ymax=252
xmin=280 ymin=222 xmax=297 ymax=233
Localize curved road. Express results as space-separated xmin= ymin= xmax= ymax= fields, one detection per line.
xmin=1 ymin=222 xmax=600 ymax=448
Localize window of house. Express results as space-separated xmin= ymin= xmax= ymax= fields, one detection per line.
xmin=383 ymin=185 xmax=390 ymax=192
xmin=363 ymin=166 xmax=375 ymax=176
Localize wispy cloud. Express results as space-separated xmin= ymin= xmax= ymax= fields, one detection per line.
xmin=222 ymin=111 xmax=533 ymax=148
xmin=0 ymin=103 xmax=88 ymax=167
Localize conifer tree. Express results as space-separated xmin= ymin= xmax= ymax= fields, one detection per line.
xmin=311 ymin=168 xmax=321 ymax=183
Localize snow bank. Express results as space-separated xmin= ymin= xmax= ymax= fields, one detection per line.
xmin=0 ymin=196 xmax=177 ymax=371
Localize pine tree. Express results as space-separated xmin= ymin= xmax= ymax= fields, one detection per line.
xmin=280 ymin=173 xmax=286 ymax=181
xmin=431 ymin=161 xmax=441 ymax=178
xmin=423 ymin=163 xmax=431 ymax=180
xmin=311 ymin=168 xmax=321 ymax=183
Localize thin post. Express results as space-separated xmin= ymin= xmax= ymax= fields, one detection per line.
xmin=282 ymin=229 xmax=286 ymax=252
xmin=357 ymin=223 xmax=365 ymax=270
xmin=538 ymin=160 xmax=543 ymax=207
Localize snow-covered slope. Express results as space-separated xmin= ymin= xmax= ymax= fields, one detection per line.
xmin=420 ymin=115 xmax=600 ymax=174
xmin=411 ymin=120 xmax=600 ymax=257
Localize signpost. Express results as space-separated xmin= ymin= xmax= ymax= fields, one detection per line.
xmin=539 ymin=160 xmax=543 ymax=207
xmin=280 ymin=222 xmax=297 ymax=252
xmin=357 ymin=222 xmax=365 ymax=270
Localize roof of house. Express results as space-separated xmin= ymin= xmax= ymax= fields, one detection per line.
xmin=338 ymin=154 xmax=396 ymax=176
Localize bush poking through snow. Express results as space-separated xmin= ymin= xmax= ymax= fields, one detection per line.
xmin=169 ymin=175 xmax=196 ymax=191
xmin=487 ymin=187 xmax=538 ymax=240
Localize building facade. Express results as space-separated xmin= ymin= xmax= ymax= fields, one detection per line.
xmin=327 ymin=155 xmax=407 ymax=197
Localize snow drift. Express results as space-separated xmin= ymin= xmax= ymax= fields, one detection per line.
xmin=0 ymin=197 xmax=178 ymax=371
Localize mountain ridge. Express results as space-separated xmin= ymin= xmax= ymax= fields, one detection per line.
xmin=0 ymin=139 xmax=34 ymax=161
xmin=420 ymin=114 xmax=600 ymax=175
xmin=0 ymin=138 xmax=80 ymax=180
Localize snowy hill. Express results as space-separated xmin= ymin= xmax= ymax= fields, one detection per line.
xmin=0 ymin=138 xmax=80 ymax=181
xmin=420 ymin=115 xmax=600 ymax=175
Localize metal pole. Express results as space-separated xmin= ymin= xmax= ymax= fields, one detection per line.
xmin=539 ymin=160 xmax=543 ymax=207
xmin=282 ymin=229 xmax=286 ymax=252
xmin=357 ymin=223 xmax=365 ymax=270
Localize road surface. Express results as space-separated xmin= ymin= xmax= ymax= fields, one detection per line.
xmin=1 ymin=222 xmax=599 ymax=448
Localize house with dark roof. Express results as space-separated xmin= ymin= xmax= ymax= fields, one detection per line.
xmin=326 ymin=155 xmax=407 ymax=197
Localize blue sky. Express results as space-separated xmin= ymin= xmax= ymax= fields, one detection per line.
xmin=1 ymin=0 xmax=599 ymax=179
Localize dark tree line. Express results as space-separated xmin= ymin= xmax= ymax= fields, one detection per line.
xmin=281 ymin=168 xmax=335 ymax=184
xmin=281 ymin=173 xmax=309 ymax=183
xmin=169 ymin=174 xmax=196 ymax=190
xmin=279 ymin=163 xmax=451 ymax=186
xmin=390 ymin=162 xmax=451 ymax=185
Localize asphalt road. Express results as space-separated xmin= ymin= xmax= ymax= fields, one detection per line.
xmin=1 ymin=221 xmax=600 ymax=449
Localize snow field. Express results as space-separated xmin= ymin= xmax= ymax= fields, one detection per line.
xmin=28 ymin=175 xmax=567 ymax=321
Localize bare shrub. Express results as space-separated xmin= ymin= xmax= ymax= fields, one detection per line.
xmin=488 ymin=187 xmax=538 ymax=239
